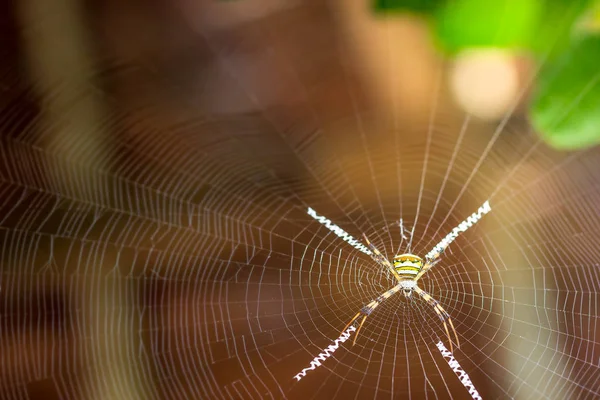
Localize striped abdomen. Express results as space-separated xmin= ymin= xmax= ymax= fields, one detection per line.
xmin=395 ymin=265 xmax=420 ymax=279
xmin=393 ymin=253 xmax=424 ymax=280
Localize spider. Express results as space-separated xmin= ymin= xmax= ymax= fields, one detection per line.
xmin=338 ymin=201 xmax=491 ymax=353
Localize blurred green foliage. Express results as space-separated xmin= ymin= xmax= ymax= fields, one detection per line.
xmin=372 ymin=0 xmax=591 ymax=56
xmin=372 ymin=0 xmax=443 ymax=14
xmin=531 ymin=0 xmax=591 ymax=58
xmin=432 ymin=0 xmax=591 ymax=57
xmin=434 ymin=0 xmax=542 ymax=53
xmin=530 ymin=35 xmax=600 ymax=150
xmin=372 ymin=0 xmax=600 ymax=150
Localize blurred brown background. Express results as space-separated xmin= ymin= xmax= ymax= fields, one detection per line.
xmin=1 ymin=0 xmax=599 ymax=399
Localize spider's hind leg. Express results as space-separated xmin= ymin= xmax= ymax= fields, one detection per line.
xmin=341 ymin=284 xmax=403 ymax=345
xmin=340 ymin=312 xmax=361 ymax=335
xmin=414 ymin=286 xmax=460 ymax=353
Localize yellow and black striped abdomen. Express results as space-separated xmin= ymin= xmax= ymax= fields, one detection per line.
xmin=395 ymin=265 xmax=420 ymax=279
xmin=393 ymin=253 xmax=424 ymax=280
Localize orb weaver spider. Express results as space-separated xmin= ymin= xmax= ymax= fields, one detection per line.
xmin=339 ymin=201 xmax=491 ymax=353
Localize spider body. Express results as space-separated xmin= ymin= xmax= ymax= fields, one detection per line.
xmin=393 ymin=254 xmax=423 ymax=297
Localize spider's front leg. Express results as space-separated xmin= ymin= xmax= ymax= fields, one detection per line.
xmin=414 ymin=286 xmax=460 ymax=353
xmin=341 ymin=283 xmax=403 ymax=345
xmin=420 ymin=200 xmax=492 ymax=280
xmin=362 ymin=234 xmax=402 ymax=282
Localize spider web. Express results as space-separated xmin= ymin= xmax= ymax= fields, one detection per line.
xmin=1 ymin=1 xmax=599 ymax=399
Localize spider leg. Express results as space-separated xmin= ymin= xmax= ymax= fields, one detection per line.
xmin=340 ymin=312 xmax=361 ymax=334
xmin=420 ymin=200 xmax=491 ymax=279
xmin=416 ymin=259 xmax=440 ymax=281
xmin=414 ymin=286 xmax=460 ymax=353
xmin=341 ymin=283 xmax=403 ymax=345
xmin=362 ymin=234 xmax=402 ymax=282
xmin=354 ymin=315 xmax=369 ymax=344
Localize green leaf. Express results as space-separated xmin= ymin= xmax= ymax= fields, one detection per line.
xmin=372 ymin=0 xmax=445 ymax=15
xmin=431 ymin=0 xmax=592 ymax=57
xmin=530 ymin=35 xmax=600 ymax=150
xmin=532 ymin=0 xmax=591 ymax=59
xmin=433 ymin=0 xmax=542 ymax=54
